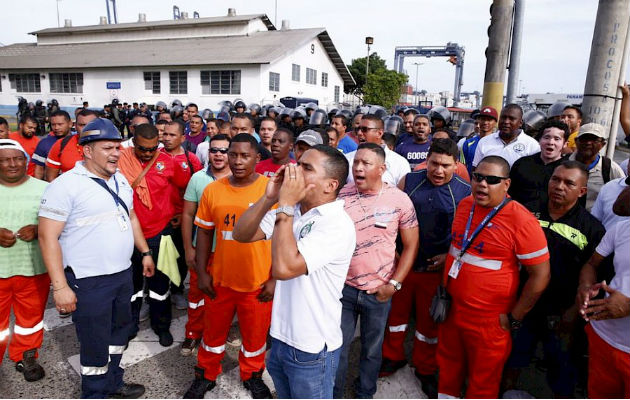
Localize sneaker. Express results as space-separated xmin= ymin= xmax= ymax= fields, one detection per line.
xmin=181 ymin=338 xmax=200 ymax=356
xmin=243 ymin=370 xmax=272 ymax=399
xmin=184 ymin=367 xmax=216 ymax=399
xmin=15 ymin=349 xmax=45 ymax=382
xmin=108 ymin=383 xmax=146 ymax=399
xmin=172 ymin=293 xmax=188 ymax=310
xmin=415 ymin=371 xmax=438 ymax=399
xmin=157 ymin=330 xmax=174 ymax=347
xmin=139 ymin=301 xmax=150 ymax=322
xmin=226 ymin=323 xmax=242 ymax=347
xmin=378 ymin=357 xmax=407 ymax=377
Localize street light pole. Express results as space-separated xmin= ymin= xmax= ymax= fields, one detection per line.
xmin=413 ymin=62 xmax=423 ymax=106
xmin=365 ymin=36 xmax=374 ymax=104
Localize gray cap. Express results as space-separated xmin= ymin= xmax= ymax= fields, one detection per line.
xmin=295 ymin=130 xmax=323 ymax=147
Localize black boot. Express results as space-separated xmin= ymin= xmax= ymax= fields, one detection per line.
xmin=184 ymin=367 xmax=216 ymax=399
xmin=15 ymin=349 xmax=45 ymax=382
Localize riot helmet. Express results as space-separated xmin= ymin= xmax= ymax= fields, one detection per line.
xmin=248 ymin=103 xmax=261 ymax=115
xmin=309 ymin=109 xmax=328 ymax=126
xmin=172 ymin=99 xmax=183 ymax=108
xmin=429 ymin=106 xmax=452 ymax=125
xmin=547 ymin=102 xmax=571 ymax=119
xmin=523 ymin=110 xmax=547 ymax=134
xmin=383 ymin=116 xmax=404 ymax=136
xmin=291 ymin=108 xmax=307 ymax=120
xmin=201 ymin=108 xmax=215 ymax=121
xmin=234 ymin=100 xmax=247 ymax=113
xmin=457 ymin=119 xmax=476 ymax=139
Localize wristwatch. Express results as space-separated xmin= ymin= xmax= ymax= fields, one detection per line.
xmin=141 ymin=250 xmax=153 ymax=257
xmin=507 ymin=313 xmax=522 ymax=331
xmin=276 ymin=205 xmax=295 ymax=217
xmin=389 ymin=279 xmax=402 ymax=291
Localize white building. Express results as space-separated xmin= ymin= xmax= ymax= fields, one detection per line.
xmin=0 ymin=11 xmax=354 ymax=112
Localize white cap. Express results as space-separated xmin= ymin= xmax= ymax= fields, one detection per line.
xmin=0 ymin=139 xmax=30 ymax=163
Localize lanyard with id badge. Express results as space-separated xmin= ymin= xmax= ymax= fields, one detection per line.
xmin=90 ymin=176 xmax=130 ymax=231
xmin=448 ymin=197 xmax=511 ymax=279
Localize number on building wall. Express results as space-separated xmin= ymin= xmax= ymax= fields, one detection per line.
xmin=311 ymin=44 xmax=315 ymax=54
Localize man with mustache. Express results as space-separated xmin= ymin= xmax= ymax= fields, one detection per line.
xmin=437 ymin=155 xmax=550 ymax=398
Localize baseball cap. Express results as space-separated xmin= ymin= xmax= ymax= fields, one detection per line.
xmin=295 ymin=130 xmax=323 ymax=147
xmin=578 ymin=123 xmax=606 ymax=139
xmin=0 ymin=139 xmax=30 ymax=163
xmin=477 ymin=106 xmax=498 ymax=121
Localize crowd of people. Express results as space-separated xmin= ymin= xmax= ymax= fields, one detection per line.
xmin=0 ymin=92 xmax=628 ymax=400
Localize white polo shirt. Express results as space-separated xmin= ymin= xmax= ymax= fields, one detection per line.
xmin=345 ymin=146 xmax=411 ymax=186
xmin=591 ymin=219 xmax=630 ymax=353
xmin=260 ymin=199 xmax=356 ymax=353
xmin=472 ymin=130 xmax=540 ymax=167
xmin=38 ymin=162 xmax=135 ymax=279
xmin=591 ymin=177 xmax=628 ymax=230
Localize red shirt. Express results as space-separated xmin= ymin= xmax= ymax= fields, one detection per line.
xmin=46 ymin=134 xmax=83 ymax=174
xmin=9 ymin=132 xmax=39 ymax=176
xmin=160 ymin=149 xmax=203 ymax=214
xmin=255 ymin=158 xmax=296 ymax=177
xmin=133 ymin=152 xmax=189 ymax=238
xmin=445 ymin=196 xmax=549 ymax=317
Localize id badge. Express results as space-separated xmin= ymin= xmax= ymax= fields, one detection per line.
xmin=117 ymin=212 xmax=129 ymax=232
xmin=448 ymin=258 xmax=463 ymax=279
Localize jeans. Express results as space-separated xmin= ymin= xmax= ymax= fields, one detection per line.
xmin=267 ymin=337 xmax=341 ymax=399
xmin=333 ymin=285 xmax=392 ymax=399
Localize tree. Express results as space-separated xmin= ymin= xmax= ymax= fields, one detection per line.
xmin=346 ymin=52 xmax=407 ymax=109
xmin=346 ymin=52 xmax=388 ymax=94
xmin=363 ymin=69 xmax=408 ymax=110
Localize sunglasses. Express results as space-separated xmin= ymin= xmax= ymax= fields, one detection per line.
xmin=472 ymin=172 xmax=509 ymax=185
xmin=135 ymin=144 xmax=159 ymax=153
xmin=210 ymin=147 xmax=229 ymax=154
xmin=358 ymin=126 xmax=379 ymax=133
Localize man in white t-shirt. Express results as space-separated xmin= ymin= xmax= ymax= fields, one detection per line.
xmin=472 ymin=104 xmax=540 ymax=168
xmin=233 ymin=145 xmax=356 ymax=399
xmin=577 ymin=186 xmax=630 ymax=399
xmin=345 ymin=114 xmax=410 ymax=186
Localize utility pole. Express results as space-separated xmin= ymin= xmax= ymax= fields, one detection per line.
xmin=506 ymin=0 xmax=525 ymax=104
xmin=413 ymin=62 xmax=423 ymax=106
xmin=581 ymin=0 xmax=630 ymax=158
xmin=482 ymin=0 xmax=514 ymax=114
xmin=57 ymin=0 xmax=62 ymax=27
xmin=365 ymin=37 xmax=373 ymax=104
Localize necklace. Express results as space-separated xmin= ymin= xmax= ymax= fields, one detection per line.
xmin=355 ymin=183 xmax=387 ymax=228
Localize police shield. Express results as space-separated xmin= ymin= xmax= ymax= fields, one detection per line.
xmin=309 ymin=109 xmax=328 ymax=126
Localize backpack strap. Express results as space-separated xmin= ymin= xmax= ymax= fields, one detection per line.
xmin=602 ymin=156 xmax=611 ymax=184
xmin=58 ymin=134 xmax=76 ymax=160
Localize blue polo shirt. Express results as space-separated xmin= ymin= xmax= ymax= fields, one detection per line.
xmin=32 ymin=135 xmax=61 ymax=166
xmin=337 ymin=135 xmax=358 ymax=154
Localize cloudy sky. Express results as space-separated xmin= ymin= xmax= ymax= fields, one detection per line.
xmin=0 ymin=0 xmax=601 ymax=95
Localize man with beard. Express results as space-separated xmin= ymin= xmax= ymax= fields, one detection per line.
xmin=256 ymin=128 xmax=295 ymax=177
xmin=258 ymin=117 xmax=276 ymax=154
xmin=395 ymin=114 xmax=432 ymax=169
xmin=45 ymin=109 xmax=99 ymax=181
xmin=181 ymin=134 xmax=232 ymax=357
xmin=32 ymin=110 xmax=73 ymax=180
xmin=509 ymin=120 xmax=569 ymax=213
xmin=472 ymin=104 xmax=540 ymax=169
xmin=569 ymin=123 xmax=625 ymax=211
xmin=9 ymin=115 xmax=39 ymax=177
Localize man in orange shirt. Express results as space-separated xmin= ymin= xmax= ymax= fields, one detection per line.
xmin=45 ymin=109 xmax=99 ymax=182
xmin=184 ymin=133 xmax=275 ymax=399
xmin=437 ymin=156 xmax=550 ymax=398
xmin=9 ymin=115 xmax=39 ymax=177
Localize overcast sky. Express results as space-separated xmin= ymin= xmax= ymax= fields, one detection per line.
xmin=0 ymin=0 xmax=601 ymax=95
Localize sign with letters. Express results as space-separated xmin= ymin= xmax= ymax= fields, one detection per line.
xmin=106 ymin=82 xmax=121 ymax=89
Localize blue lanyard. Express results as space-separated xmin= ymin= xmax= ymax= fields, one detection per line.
xmin=459 ymin=197 xmax=509 ymax=258
xmin=90 ymin=175 xmax=128 ymax=216
xmin=586 ymin=155 xmax=600 ymax=171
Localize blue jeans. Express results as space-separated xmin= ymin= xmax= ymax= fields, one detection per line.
xmin=267 ymin=337 xmax=341 ymax=399
xmin=333 ymin=285 xmax=392 ymax=399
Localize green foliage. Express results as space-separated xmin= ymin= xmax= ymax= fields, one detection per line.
xmin=346 ymin=52 xmax=407 ymax=109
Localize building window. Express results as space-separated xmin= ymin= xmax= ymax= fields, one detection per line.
xmin=144 ymin=72 xmax=160 ymax=94
xmin=334 ymin=85 xmax=340 ymax=103
xmin=306 ymin=68 xmax=317 ymax=85
xmin=201 ymin=70 xmax=241 ymax=95
xmin=49 ymin=73 xmax=83 ymax=93
xmin=321 ymin=72 xmax=328 ymax=88
xmin=9 ymin=73 xmax=41 ymax=93
xmin=269 ymin=72 xmax=280 ymax=92
xmin=292 ymin=64 xmax=300 ymax=82
xmin=169 ymin=71 xmax=187 ymax=94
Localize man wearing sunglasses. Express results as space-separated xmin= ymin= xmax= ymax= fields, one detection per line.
xmin=437 ymin=155 xmax=550 ymax=398
xmin=118 ymin=124 xmax=190 ymax=348
xmin=345 ymin=114 xmax=410 ymax=186
xmin=181 ymin=134 xmax=232 ymax=357
xmin=472 ymin=104 xmax=540 ymax=169
xmin=568 ymin=123 xmax=625 ymax=211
